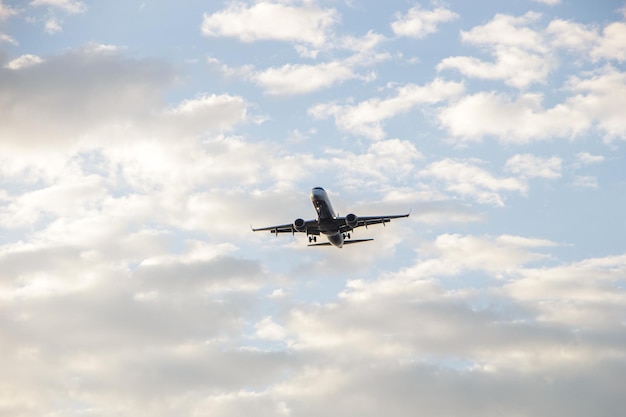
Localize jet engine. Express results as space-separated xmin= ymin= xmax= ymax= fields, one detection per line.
xmin=293 ymin=218 xmax=307 ymax=232
xmin=345 ymin=213 xmax=358 ymax=228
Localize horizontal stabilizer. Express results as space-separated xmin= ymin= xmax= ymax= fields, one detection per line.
xmin=343 ymin=238 xmax=374 ymax=245
xmin=308 ymin=238 xmax=374 ymax=247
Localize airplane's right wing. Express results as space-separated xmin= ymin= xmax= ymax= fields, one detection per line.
xmin=335 ymin=213 xmax=410 ymax=233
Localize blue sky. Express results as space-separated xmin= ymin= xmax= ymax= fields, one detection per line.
xmin=1 ymin=0 xmax=626 ymax=415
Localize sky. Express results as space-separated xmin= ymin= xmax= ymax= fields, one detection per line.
xmin=1 ymin=0 xmax=626 ymax=415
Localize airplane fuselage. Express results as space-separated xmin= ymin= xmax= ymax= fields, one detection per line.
xmin=310 ymin=187 xmax=345 ymax=247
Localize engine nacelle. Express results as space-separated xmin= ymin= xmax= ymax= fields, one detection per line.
xmin=345 ymin=213 xmax=358 ymax=228
xmin=293 ymin=218 xmax=306 ymax=232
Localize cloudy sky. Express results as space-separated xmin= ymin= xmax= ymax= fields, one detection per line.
xmin=1 ymin=0 xmax=626 ymax=415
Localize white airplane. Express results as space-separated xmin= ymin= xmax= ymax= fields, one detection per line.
xmin=252 ymin=187 xmax=410 ymax=248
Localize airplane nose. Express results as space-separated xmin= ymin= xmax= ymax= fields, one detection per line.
xmin=311 ymin=187 xmax=325 ymax=197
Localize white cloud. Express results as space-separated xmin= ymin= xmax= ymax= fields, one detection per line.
xmin=252 ymin=61 xmax=356 ymax=95
xmin=343 ymin=234 xmax=557 ymax=300
xmin=546 ymin=19 xmax=599 ymax=53
xmin=504 ymin=154 xmax=562 ymax=179
xmin=0 ymin=47 xmax=248 ymax=161
xmin=547 ymin=19 xmax=626 ymax=62
xmin=44 ymin=16 xmax=62 ymax=34
xmin=0 ymin=32 xmax=17 ymax=44
xmin=419 ymin=158 xmax=527 ymax=206
xmin=340 ymin=30 xmax=387 ymax=52
xmin=576 ymin=152 xmax=605 ymax=165
xmin=166 ymin=94 xmax=248 ymax=134
xmin=3 ymin=3 xmax=626 ymax=416
xmin=326 ymin=138 xmax=423 ymax=187
xmin=438 ymin=66 xmax=626 ymax=143
xmin=255 ymin=316 xmax=289 ymax=340
xmin=438 ymin=12 xmax=554 ymax=88
xmin=0 ymin=174 xmax=107 ymax=228
xmin=438 ymin=48 xmax=553 ymax=89
xmin=572 ymin=175 xmax=599 ymax=188
xmin=460 ymin=12 xmax=546 ymax=52
xmin=567 ymin=66 xmax=626 ymax=140
xmin=506 ymin=254 xmax=626 ymax=327
xmin=201 ymin=1 xmax=337 ymax=47
xmin=0 ymin=46 xmax=174 ymax=151
xmin=29 ymin=0 xmax=87 ymax=33
xmin=209 ymin=30 xmax=389 ymax=95
xmin=310 ymin=78 xmax=464 ymax=139
xmin=0 ymin=1 xmax=18 ymax=20
xmin=3 ymin=54 xmax=44 ymax=69
xmin=30 ymin=0 xmax=87 ymax=14
xmin=438 ymin=91 xmax=588 ymax=143
xmin=391 ymin=5 xmax=459 ymax=38
xmin=531 ymin=0 xmax=561 ymax=5
xmin=440 ymin=14 xmax=626 ymax=89
xmin=591 ymin=22 xmax=626 ymax=62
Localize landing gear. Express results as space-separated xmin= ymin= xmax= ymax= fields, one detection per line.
xmin=342 ymin=233 xmax=351 ymax=240
xmin=308 ymin=235 xmax=317 ymax=243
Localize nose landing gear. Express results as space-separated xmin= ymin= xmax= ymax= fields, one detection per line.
xmin=308 ymin=235 xmax=317 ymax=243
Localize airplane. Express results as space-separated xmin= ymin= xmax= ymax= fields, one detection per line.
xmin=252 ymin=187 xmax=410 ymax=248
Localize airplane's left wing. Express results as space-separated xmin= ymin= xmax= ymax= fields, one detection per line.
xmin=252 ymin=219 xmax=319 ymax=235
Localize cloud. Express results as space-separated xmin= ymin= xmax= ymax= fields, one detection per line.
xmin=3 ymin=54 xmax=44 ymax=69
xmin=531 ymin=0 xmax=561 ymax=5
xmin=327 ymin=138 xmax=423 ymax=186
xmin=0 ymin=32 xmax=17 ymax=44
xmin=504 ymin=154 xmax=562 ymax=179
xmin=166 ymin=94 xmax=248 ymax=135
xmin=0 ymin=1 xmax=18 ymax=20
xmin=438 ymin=12 xmax=554 ymax=88
xmin=0 ymin=45 xmax=174 ymax=151
xmin=547 ymin=19 xmax=626 ymax=62
xmin=0 ymin=45 xmax=248 ymax=167
xmin=209 ymin=31 xmax=389 ymax=95
xmin=546 ymin=19 xmax=600 ymax=53
xmin=30 ymin=0 xmax=87 ymax=14
xmin=2 ymin=3 xmax=626 ymax=416
xmin=572 ymin=175 xmax=599 ymax=188
xmin=201 ymin=1 xmax=337 ymax=47
xmin=440 ymin=14 xmax=626 ymax=90
xmin=29 ymin=0 xmax=87 ymax=34
xmin=575 ymin=152 xmax=605 ymax=165
xmin=419 ymin=158 xmax=527 ymax=206
xmin=309 ymin=78 xmax=464 ymax=139
xmin=0 ymin=174 xmax=107 ymax=229
xmin=391 ymin=5 xmax=458 ymax=39
xmin=506 ymin=254 xmax=626 ymax=328
xmin=252 ymin=61 xmax=357 ymax=95
xmin=567 ymin=66 xmax=626 ymax=141
xmin=592 ymin=22 xmax=626 ymax=62
xmin=437 ymin=66 xmax=626 ymax=143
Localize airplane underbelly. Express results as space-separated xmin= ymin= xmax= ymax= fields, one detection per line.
xmin=327 ymin=233 xmax=344 ymax=248
xmin=318 ymin=221 xmax=338 ymax=235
